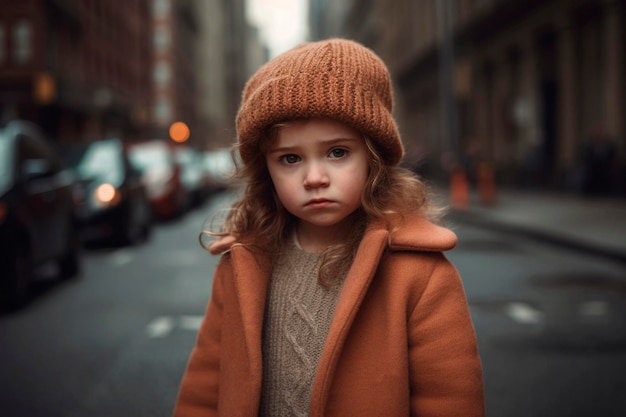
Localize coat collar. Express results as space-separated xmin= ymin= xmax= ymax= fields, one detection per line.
xmin=386 ymin=215 xmax=458 ymax=252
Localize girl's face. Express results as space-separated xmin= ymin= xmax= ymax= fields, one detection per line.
xmin=266 ymin=118 xmax=369 ymax=243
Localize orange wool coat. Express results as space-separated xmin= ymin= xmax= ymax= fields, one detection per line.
xmin=173 ymin=217 xmax=485 ymax=417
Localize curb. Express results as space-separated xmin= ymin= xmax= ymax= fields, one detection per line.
xmin=447 ymin=209 xmax=626 ymax=265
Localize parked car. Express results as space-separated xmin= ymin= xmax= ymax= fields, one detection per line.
xmin=0 ymin=120 xmax=81 ymax=310
xmin=62 ymin=138 xmax=152 ymax=246
xmin=203 ymin=147 xmax=236 ymax=193
xmin=174 ymin=145 xmax=211 ymax=207
xmin=126 ymin=140 xmax=189 ymax=220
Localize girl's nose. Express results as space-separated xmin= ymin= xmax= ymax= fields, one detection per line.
xmin=303 ymin=163 xmax=330 ymax=189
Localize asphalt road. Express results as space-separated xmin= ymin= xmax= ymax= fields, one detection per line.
xmin=1 ymin=190 xmax=625 ymax=417
xmin=0 ymin=193 xmax=231 ymax=417
xmin=448 ymin=219 xmax=626 ymax=416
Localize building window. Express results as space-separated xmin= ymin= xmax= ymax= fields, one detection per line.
xmin=153 ymin=61 xmax=171 ymax=86
xmin=13 ymin=19 xmax=32 ymax=64
xmin=154 ymin=98 xmax=172 ymax=124
xmin=154 ymin=26 xmax=171 ymax=52
xmin=153 ymin=0 xmax=170 ymax=17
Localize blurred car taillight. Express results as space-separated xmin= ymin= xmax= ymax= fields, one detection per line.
xmin=0 ymin=201 xmax=7 ymax=225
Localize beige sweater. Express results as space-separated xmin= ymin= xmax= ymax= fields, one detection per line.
xmin=259 ymin=239 xmax=344 ymax=417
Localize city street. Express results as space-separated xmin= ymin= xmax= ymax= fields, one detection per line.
xmin=0 ymin=192 xmax=234 ymax=417
xmin=1 ymin=190 xmax=625 ymax=417
xmin=448 ymin=219 xmax=626 ymax=416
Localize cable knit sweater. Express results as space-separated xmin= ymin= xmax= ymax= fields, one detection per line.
xmin=260 ymin=239 xmax=344 ymax=417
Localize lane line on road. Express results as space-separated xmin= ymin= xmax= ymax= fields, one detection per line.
xmin=179 ymin=315 xmax=204 ymax=330
xmin=146 ymin=316 xmax=176 ymax=338
xmin=109 ymin=249 xmax=133 ymax=267
xmin=145 ymin=315 xmax=204 ymax=338
xmin=505 ymin=302 xmax=543 ymax=324
xmin=579 ymin=300 xmax=608 ymax=317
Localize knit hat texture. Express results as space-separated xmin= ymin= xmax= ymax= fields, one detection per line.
xmin=236 ymin=38 xmax=404 ymax=166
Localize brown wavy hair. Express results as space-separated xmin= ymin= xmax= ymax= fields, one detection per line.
xmin=200 ymin=124 xmax=445 ymax=286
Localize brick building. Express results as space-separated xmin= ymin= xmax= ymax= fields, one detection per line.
xmin=150 ymin=0 xmax=202 ymax=145
xmin=0 ymin=0 xmax=154 ymax=143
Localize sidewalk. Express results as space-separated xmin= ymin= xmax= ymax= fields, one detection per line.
xmin=441 ymin=188 xmax=626 ymax=264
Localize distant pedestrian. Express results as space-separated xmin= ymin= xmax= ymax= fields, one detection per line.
xmin=173 ymin=38 xmax=484 ymax=417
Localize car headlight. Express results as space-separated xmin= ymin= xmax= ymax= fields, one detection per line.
xmin=92 ymin=183 xmax=122 ymax=208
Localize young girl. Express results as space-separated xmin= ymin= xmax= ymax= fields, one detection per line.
xmin=174 ymin=38 xmax=484 ymax=417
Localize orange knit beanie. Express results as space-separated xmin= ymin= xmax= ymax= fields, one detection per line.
xmin=236 ymin=38 xmax=404 ymax=166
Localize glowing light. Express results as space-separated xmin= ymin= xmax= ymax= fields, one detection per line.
xmin=0 ymin=201 xmax=7 ymax=225
xmin=170 ymin=121 xmax=190 ymax=143
xmin=95 ymin=183 xmax=117 ymax=204
xmin=34 ymin=72 xmax=56 ymax=104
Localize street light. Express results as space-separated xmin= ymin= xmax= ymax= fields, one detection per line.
xmin=169 ymin=121 xmax=190 ymax=143
xmin=33 ymin=72 xmax=56 ymax=104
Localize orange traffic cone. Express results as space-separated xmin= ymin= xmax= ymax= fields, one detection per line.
xmin=450 ymin=166 xmax=470 ymax=210
xmin=477 ymin=162 xmax=496 ymax=206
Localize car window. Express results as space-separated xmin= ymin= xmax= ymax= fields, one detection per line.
xmin=76 ymin=140 xmax=124 ymax=185
xmin=0 ymin=133 xmax=15 ymax=193
xmin=17 ymin=133 xmax=62 ymax=176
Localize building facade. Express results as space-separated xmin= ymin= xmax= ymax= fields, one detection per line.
xmin=194 ymin=0 xmax=267 ymax=150
xmin=0 ymin=0 xmax=152 ymax=142
xmin=311 ymin=0 xmax=625 ymax=193
xmin=0 ymin=0 xmax=261 ymax=151
xmin=149 ymin=0 xmax=200 ymax=144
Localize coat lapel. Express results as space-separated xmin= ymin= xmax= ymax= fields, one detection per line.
xmin=310 ymin=225 xmax=390 ymax=416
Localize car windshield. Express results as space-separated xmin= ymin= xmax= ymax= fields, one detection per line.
xmin=76 ymin=140 xmax=124 ymax=185
xmin=128 ymin=141 xmax=171 ymax=170
xmin=0 ymin=132 xmax=15 ymax=194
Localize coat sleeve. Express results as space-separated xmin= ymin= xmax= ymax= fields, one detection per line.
xmin=173 ymin=257 xmax=229 ymax=417
xmin=407 ymin=256 xmax=485 ymax=417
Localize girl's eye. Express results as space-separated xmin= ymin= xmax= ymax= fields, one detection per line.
xmin=329 ymin=148 xmax=347 ymax=158
xmin=280 ymin=154 xmax=300 ymax=164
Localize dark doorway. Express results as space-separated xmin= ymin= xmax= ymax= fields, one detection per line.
xmin=535 ymin=29 xmax=560 ymax=186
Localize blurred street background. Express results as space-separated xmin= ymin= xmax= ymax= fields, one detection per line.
xmin=0 ymin=0 xmax=625 ymax=416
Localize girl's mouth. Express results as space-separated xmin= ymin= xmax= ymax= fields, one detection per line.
xmin=305 ymin=198 xmax=334 ymax=209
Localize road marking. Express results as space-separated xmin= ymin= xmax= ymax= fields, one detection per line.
xmin=505 ymin=302 xmax=543 ymax=324
xmin=579 ymin=300 xmax=608 ymax=317
xmin=146 ymin=316 xmax=176 ymax=338
xmin=109 ymin=250 xmax=133 ymax=267
xmin=145 ymin=315 xmax=204 ymax=338
xmin=179 ymin=315 xmax=204 ymax=330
